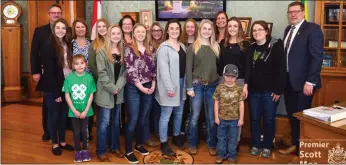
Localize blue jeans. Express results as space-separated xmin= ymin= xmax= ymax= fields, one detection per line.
xmin=111 ymin=104 xmax=122 ymax=151
xmin=125 ymin=83 xmax=153 ymax=153
xmin=159 ymin=78 xmax=185 ymax=142
xmin=96 ymin=105 xmax=120 ymax=156
xmin=151 ymin=99 xmax=161 ymax=135
xmin=248 ymin=92 xmax=279 ymax=149
xmin=187 ymin=80 xmax=217 ymax=148
xmin=217 ymin=119 xmax=239 ymax=160
xmin=43 ymin=92 xmax=68 ymax=144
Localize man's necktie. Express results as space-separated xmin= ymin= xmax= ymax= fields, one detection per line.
xmin=285 ymin=25 xmax=296 ymax=54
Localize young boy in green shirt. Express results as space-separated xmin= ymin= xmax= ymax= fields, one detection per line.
xmin=213 ymin=64 xmax=245 ymax=164
xmin=62 ymin=54 xmax=96 ymax=162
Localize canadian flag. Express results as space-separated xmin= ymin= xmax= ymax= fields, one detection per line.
xmin=90 ymin=0 xmax=102 ymax=40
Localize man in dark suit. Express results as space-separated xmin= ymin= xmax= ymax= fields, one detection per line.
xmin=30 ymin=3 xmax=62 ymax=142
xmin=279 ymin=2 xmax=323 ymax=156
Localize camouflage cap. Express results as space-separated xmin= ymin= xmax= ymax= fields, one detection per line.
xmin=223 ymin=64 xmax=239 ymax=77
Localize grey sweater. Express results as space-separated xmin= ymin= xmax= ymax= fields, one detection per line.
xmin=155 ymin=41 xmax=187 ymax=106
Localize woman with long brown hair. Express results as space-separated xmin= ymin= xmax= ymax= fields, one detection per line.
xmin=214 ymin=11 xmax=228 ymax=43
xmin=180 ymin=19 xmax=198 ymax=46
xmin=37 ymin=18 xmax=74 ymax=155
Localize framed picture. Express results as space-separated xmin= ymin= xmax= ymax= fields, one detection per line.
xmin=238 ymin=17 xmax=252 ymax=36
xmin=267 ymin=22 xmax=273 ymax=35
xmin=140 ymin=10 xmax=153 ymax=30
xmin=155 ymin=0 xmax=226 ymax=21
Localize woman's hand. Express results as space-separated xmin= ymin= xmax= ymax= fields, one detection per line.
xmin=55 ymin=97 xmax=62 ymax=103
xmin=271 ymin=93 xmax=281 ymax=102
xmin=187 ymin=90 xmax=195 ymax=97
xmin=243 ymin=84 xmax=248 ymax=99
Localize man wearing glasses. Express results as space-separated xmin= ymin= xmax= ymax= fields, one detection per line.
xmin=30 ymin=3 xmax=62 ymax=142
xmin=279 ymin=1 xmax=323 ymax=157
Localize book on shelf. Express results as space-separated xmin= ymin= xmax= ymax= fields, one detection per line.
xmin=303 ymin=105 xmax=346 ymax=122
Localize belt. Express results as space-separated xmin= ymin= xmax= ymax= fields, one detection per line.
xmin=193 ymin=78 xmax=210 ymax=85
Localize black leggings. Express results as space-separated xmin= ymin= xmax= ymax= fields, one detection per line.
xmin=71 ymin=117 xmax=89 ymax=151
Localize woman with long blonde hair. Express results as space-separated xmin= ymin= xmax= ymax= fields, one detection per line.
xmin=88 ymin=18 xmax=110 ymax=79
xmin=186 ymin=19 xmax=219 ymax=155
xmin=123 ymin=23 xmax=156 ymax=164
xmin=94 ymin=24 xmax=127 ymax=161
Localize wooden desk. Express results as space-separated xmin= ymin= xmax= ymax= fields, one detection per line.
xmin=294 ymin=102 xmax=346 ymax=164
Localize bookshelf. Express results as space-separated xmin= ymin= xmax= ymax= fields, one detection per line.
xmin=313 ymin=1 xmax=346 ymax=107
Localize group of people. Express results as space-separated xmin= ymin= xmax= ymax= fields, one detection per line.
xmin=30 ymin=1 xmax=323 ymax=164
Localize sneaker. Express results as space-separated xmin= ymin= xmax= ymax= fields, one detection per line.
xmin=249 ymin=147 xmax=262 ymax=156
xmin=81 ymin=150 xmax=91 ymax=161
xmin=52 ymin=146 xmax=62 ymax=156
xmin=161 ymin=142 xmax=176 ymax=157
xmin=74 ymin=151 xmax=83 ymax=163
xmin=134 ymin=145 xmax=149 ymax=155
xmin=125 ymin=152 xmax=139 ymax=164
xmin=261 ymin=148 xmax=271 ymax=158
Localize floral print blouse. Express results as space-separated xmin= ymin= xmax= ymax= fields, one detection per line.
xmin=72 ymin=39 xmax=91 ymax=73
xmin=124 ymin=46 xmax=156 ymax=85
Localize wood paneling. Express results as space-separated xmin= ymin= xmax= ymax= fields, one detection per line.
xmin=1 ymin=26 xmax=23 ymax=102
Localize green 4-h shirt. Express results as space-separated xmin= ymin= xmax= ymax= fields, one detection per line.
xmin=62 ymin=72 xmax=96 ymax=118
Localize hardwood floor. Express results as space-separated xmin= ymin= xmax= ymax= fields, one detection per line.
xmin=1 ymin=103 xmax=296 ymax=164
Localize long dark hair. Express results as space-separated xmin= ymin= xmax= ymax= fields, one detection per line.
xmin=52 ymin=18 xmax=73 ymax=69
xmin=223 ymin=17 xmax=246 ymax=50
xmin=214 ymin=11 xmax=228 ymax=41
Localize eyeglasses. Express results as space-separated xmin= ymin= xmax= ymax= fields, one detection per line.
xmin=252 ymin=29 xmax=265 ymax=33
xmin=287 ymin=10 xmax=302 ymax=15
xmin=49 ymin=12 xmax=62 ymax=15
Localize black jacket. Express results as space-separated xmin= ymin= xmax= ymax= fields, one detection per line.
xmin=247 ymin=38 xmax=286 ymax=95
xmin=36 ymin=35 xmax=70 ymax=99
xmin=30 ymin=23 xmax=52 ymax=75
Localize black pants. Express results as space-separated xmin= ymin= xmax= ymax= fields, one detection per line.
xmin=42 ymin=97 xmax=49 ymax=134
xmin=284 ymin=73 xmax=313 ymax=156
xmin=71 ymin=117 xmax=89 ymax=151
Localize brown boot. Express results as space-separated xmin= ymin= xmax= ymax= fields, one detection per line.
xmin=189 ymin=147 xmax=197 ymax=155
xmin=208 ymin=148 xmax=217 ymax=156
xmin=278 ymin=145 xmax=296 ymax=154
xmin=97 ymin=154 xmax=110 ymax=162
xmin=113 ymin=149 xmax=125 ymax=158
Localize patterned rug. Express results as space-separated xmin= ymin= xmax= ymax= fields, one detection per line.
xmin=143 ymin=149 xmax=194 ymax=164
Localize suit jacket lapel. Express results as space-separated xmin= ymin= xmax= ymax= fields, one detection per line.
xmin=290 ymin=20 xmax=307 ymax=52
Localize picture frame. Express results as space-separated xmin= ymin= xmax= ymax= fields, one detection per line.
xmin=238 ymin=17 xmax=252 ymax=36
xmin=140 ymin=10 xmax=153 ymax=30
xmin=267 ymin=22 xmax=273 ymax=35
xmin=155 ymin=0 xmax=226 ymax=21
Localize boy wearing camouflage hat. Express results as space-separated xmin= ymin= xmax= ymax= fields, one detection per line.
xmin=213 ymin=64 xmax=245 ymax=164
